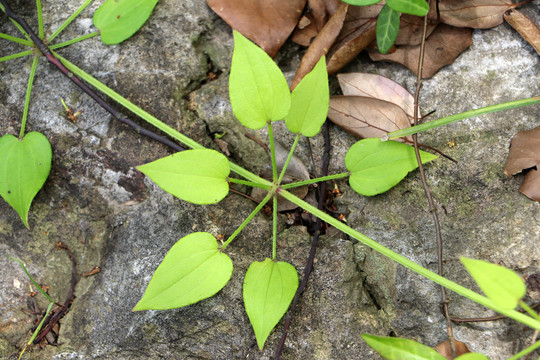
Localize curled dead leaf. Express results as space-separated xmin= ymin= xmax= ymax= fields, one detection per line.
xmin=292 ymin=0 xmax=342 ymax=46
xmin=504 ymin=9 xmax=540 ymax=56
xmin=368 ymin=24 xmax=473 ymax=78
xmin=434 ymin=339 xmax=471 ymax=359
xmin=504 ymin=125 xmax=540 ymax=202
xmin=430 ymin=0 xmax=518 ymax=29
xmin=206 ymin=0 xmax=307 ymax=57
xmin=328 ymin=96 xmax=412 ymax=142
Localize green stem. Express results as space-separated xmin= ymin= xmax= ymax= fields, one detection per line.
xmin=0 ymin=49 xmax=33 ymax=62
xmin=281 ymin=172 xmax=350 ymax=189
xmin=8 ymin=257 xmax=54 ymax=303
xmin=36 ymin=0 xmax=43 ymax=40
xmin=520 ymin=301 xmax=540 ymax=322
xmin=55 ymin=54 xmax=272 ymax=187
xmin=0 ymin=32 xmax=32 ymax=46
xmin=19 ymin=55 xmax=39 ymax=138
xmin=268 ymin=122 xmax=278 ymax=183
xmin=50 ymin=31 xmax=99 ymax=50
xmin=221 ymin=192 xmax=273 ymax=250
xmin=48 ymin=0 xmax=95 ymax=42
xmin=387 ymin=96 xmax=540 ymax=140
xmin=277 ymin=188 xmax=540 ymax=331
xmin=28 ymin=302 xmax=54 ymax=344
xmin=507 ymin=340 xmax=540 ymax=360
xmin=272 ymin=195 xmax=277 ymax=260
xmin=277 ymin=134 xmax=300 ymax=185
xmin=0 ymin=4 xmax=32 ymax=42
xmin=228 ymin=177 xmax=271 ymax=190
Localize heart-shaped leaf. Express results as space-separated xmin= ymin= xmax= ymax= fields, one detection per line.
xmin=345 ymin=138 xmax=437 ymax=196
xmin=362 ymin=334 xmax=447 ymax=360
xmin=285 ymin=56 xmax=329 ymax=137
xmin=133 ymin=232 xmax=233 ymax=310
xmin=461 ymin=257 xmax=526 ymax=310
xmin=0 ymin=132 xmax=52 ymax=228
xmin=376 ymin=5 xmax=401 ymax=54
xmin=137 ymin=149 xmax=229 ymax=205
xmin=386 ymin=0 xmax=429 ymax=17
xmin=243 ymin=258 xmax=298 ymax=350
xmin=229 ymin=31 xmax=291 ymax=130
xmin=93 ymin=0 xmax=158 ymax=44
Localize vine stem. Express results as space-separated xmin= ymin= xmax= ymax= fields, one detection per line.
xmin=268 ymin=122 xmax=278 ymax=182
xmin=228 ymin=177 xmax=271 ymax=190
xmin=272 ymin=195 xmax=278 ymax=260
xmin=281 ymin=172 xmax=349 ymax=189
xmin=19 ymin=55 xmax=39 ymax=138
xmin=411 ymin=11 xmax=456 ymax=358
xmin=277 ymin=134 xmax=300 ymax=185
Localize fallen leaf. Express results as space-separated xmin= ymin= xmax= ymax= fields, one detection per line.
xmin=368 ymin=24 xmax=473 ymax=78
xmin=504 ymin=9 xmax=540 ymax=56
xmin=337 ymin=72 xmax=418 ymax=119
xmin=503 ymin=125 xmax=540 ymax=202
xmin=430 ymin=0 xmax=518 ymax=29
xmin=292 ymin=0 xmax=342 ymax=46
xmin=434 ymin=339 xmax=471 ymax=359
xmin=328 ymin=95 xmax=412 ymax=141
xmin=206 ymin=0 xmax=307 ymax=57
xmin=292 ymin=2 xmax=348 ymax=89
xmin=395 ymin=14 xmax=437 ymax=46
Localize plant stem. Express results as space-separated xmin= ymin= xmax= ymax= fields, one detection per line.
xmin=386 ymin=96 xmax=540 ymax=140
xmin=29 ymin=301 xmax=53 ymax=344
xmin=277 ymin=188 xmax=540 ymax=331
xmin=281 ymin=172 xmax=350 ymax=189
xmin=50 ymin=31 xmax=99 ymax=50
xmin=521 ymin=301 xmax=540 ymax=322
xmin=48 ymin=0 xmax=95 ymax=42
xmin=36 ymin=0 xmax=43 ymax=40
xmin=268 ymin=122 xmax=278 ymax=183
xmin=221 ymin=192 xmax=273 ymax=250
xmin=228 ymin=177 xmax=270 ymax=190
xmin=0 ymin=49 xmax=33 ymax=62
xmin=277 ymin=134 xmax=300 ymax=185
xmin=507 ymin=339 xmax=540 ymax=360
xmin=272 ymin=195 xmax=278 ymax=260
xmin=0 ymin=2 xmax=32 ymax=42
xmin=19 ymin=55 xmax=39 ymax=138
xmin=0 ymin=32 xmax=32 ymax=46
xmin=8 ymin=257 xmax=54 ymax=303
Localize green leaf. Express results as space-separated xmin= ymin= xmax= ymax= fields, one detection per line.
xmin=0 ymin=132 xmax=52 ymax=228
xmin=243 ymin=258 xmax=298 ymax=350
xmin=345 ymin=138 xmax=437 ymax=196
xmin=229 ymin=31 xmax=291 ymax=130
xmin=93 ymin=0 xmax=158 ymax=44
xmin=133 ymin=232 xmax=233 ymax=310
xmin=461 ymin=257 xmax=526 ymax=310
xmin=137 ymin=149 xmax=230 ymax=205
xmin=456 ymin=353 xmax=490 ymax=360
xmin=284 ymin=56 xmax=329 ymax=137
xmin=376 ymin=5 xmax=401 ymax=54
xmin=386 ymin=0 xmax=429 ymax=16
xmin=362 ymin=334 xmax=447 ymax=360
xmin=341 ymin=0 xmax=382 ymax=5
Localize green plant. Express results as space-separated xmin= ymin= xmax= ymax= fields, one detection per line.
xmin=2 ymin=0 xmax=540 ymax=356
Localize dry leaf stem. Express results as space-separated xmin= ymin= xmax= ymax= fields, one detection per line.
xmin=411 ymin=12 xmax=457 ymax=358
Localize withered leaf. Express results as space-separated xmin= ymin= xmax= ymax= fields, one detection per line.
xmin=395 ymin=14 xmax=437 ymax=46
xmin=206 ymin=0 xmax=307 ymax=57
xmin=504 ymin=9 xmax=540 ymax=56
xmin=434 ymin=339 xmax=471 ymax=359
xmin=328 ymin=95 xmax=412 ymax=142
xmin=292 ymin=2 xmax=348 ymax=89
xmin=337 ymin=72 xmax=418 ymax=119
xmin=368 ymin=24 xmax=473 ymax=78
xmin=504 ymin=125 xmax=540 ymax=202
xmin=292 ymin=0 xmax=342 ymax=46
xmin=431 ymin=0 xmax=518 ymax=29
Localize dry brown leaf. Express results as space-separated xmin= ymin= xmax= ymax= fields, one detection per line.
xmin=291 ymin=2 xmax=348 ymax=89
xmin=395 ymin=14 xmax=437 ymax=46
xmin=206 ymin=0 xmax=307 ymax=57
xmin=430 ymin=0 xmax=518 ymax=29
xmin=328 ymin=95 xmax=412 ymax=141
xmin=504 ymin=9 xmax=540 ymax=56
xmin=434 ymin=339 xmax=471 ymax=359
xmin=292 ymin=0 xmax=342 ymax=46
xmin=368 ymin=24 xmax=473 ymax=78
xmin=504 ymin=125 xmax=540 ymax=202
xmin=337 ymin=72 xmax=418 ymax=120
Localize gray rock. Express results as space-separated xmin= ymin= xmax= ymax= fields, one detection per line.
xmin=0 ymin=0 xmax=539 ymax=359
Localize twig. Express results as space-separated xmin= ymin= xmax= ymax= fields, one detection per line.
xmin=411 ymin=9 xmax=457 ymax=358
xmin=0 ymin=0 xmax=184 ymax=152
xmin=274 ymin=121 xmax=331 ymax=359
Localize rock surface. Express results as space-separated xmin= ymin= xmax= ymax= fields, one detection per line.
xmin=0 ymin=0 xmax=539 ymax=359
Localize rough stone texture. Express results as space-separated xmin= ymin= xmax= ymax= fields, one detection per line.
xmin=0 ymin=0 xmax=539 ymax=359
